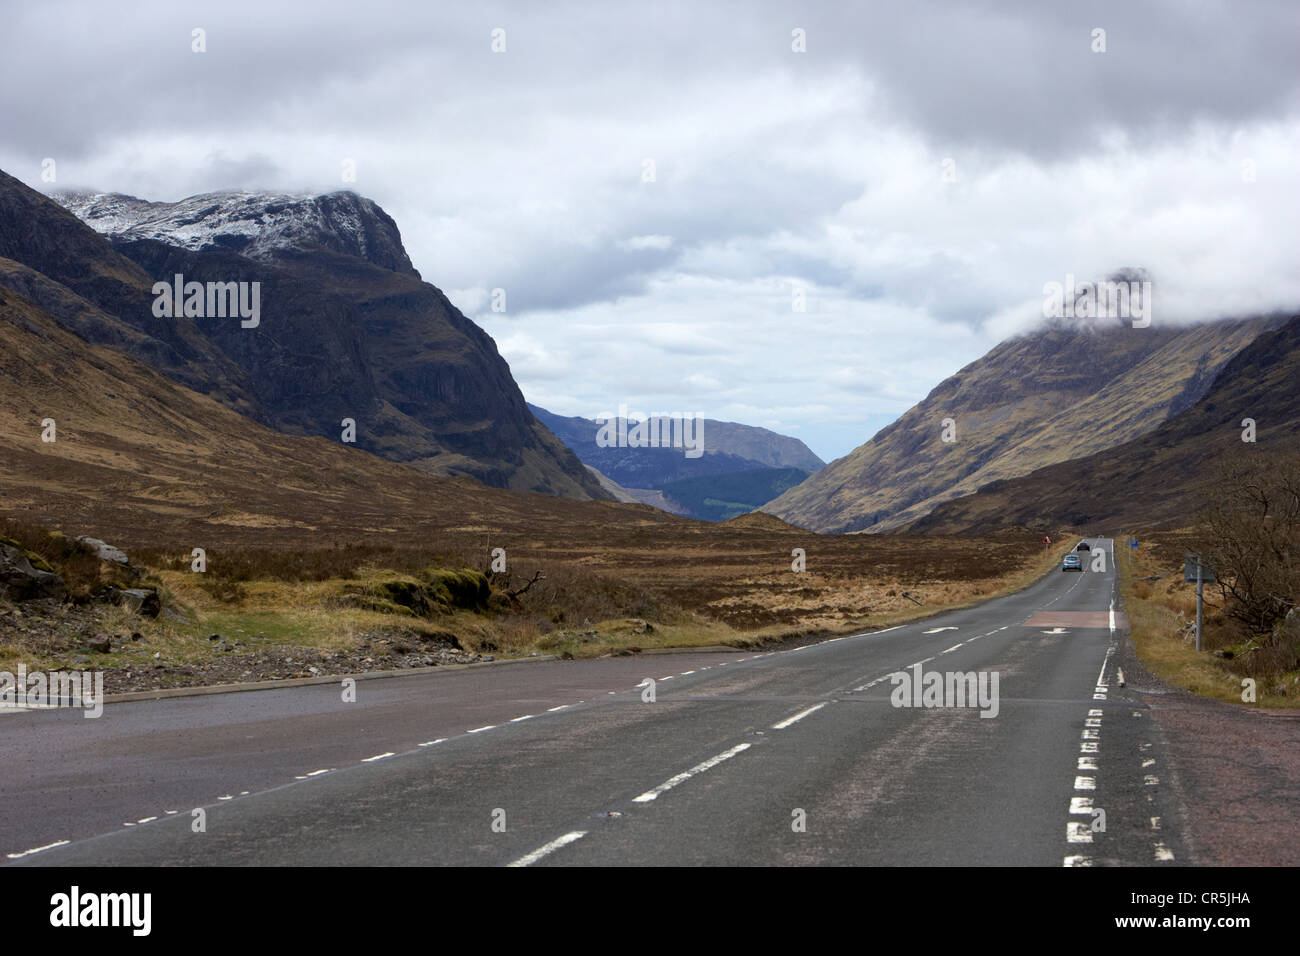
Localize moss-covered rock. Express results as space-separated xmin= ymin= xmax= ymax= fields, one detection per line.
xmin=420 ymin=568 xmax=489 ymax=611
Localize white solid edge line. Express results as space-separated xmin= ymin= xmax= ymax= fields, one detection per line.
xmin=507 ymin=830 xmax=588 ymax=867
xmin=771 ymin=701 xmax=828 ymax=730
xmin=632 ymin=743 xmax=752 ymax=803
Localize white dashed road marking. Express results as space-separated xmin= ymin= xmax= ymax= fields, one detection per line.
xmin=632 ymin=743 xmax=752 ymax=804
xmin=771 ymin=702 xmax=828 ymax=730
xmin=6 ymin=839 xmax=70 ymax=859
xmin=507 ymin=830 xmax=588 ymax=867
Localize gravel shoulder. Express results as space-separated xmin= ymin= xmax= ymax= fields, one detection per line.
xmin=1117 ymin=627 xmax=1300 ymax=866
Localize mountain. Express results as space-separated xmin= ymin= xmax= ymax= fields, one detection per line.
xmin=528 ymin=403 xmax=824 ymax=487
xmin=762 ymin=314 xmax=1288 ymax=533
xmin=658 ymin=467 xmax=811 ymax=522
xmin=0 ymin=270 xmax=651 ymax=550
xmin=57 ymin=190 xmax=416 ymax=272
xmin=909 ymin=313 xmax=1300 ymax=534
xmin=582 ymin=465 xmax=641 ymax=504
xmin=0 ymin=170 xmax=606 ymax=499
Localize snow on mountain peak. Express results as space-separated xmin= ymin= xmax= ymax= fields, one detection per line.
xmin=53 ymin=188 xmax=417 ymax=275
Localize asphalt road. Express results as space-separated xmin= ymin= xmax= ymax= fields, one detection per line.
xmin=3 ymin=538 xmax=1186 ymax=866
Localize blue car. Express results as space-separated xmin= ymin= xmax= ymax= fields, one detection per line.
xmin=1062 ymin=554 xmax=1083 ymax=572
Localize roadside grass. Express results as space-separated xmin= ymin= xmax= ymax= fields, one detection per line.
xmin=541 ymin=538 xmax=1078 ymax=659
xmin=2 ymin=534 xmax=1081 ymax=678
xmin=1118 ymin=539 xmax=1299 ymax=708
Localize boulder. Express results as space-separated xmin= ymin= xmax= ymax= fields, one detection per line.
xmin=74 ymin=536 xmax=130 ymax=564
xmin=0 ymin=541 xmax=66 ymax=602
xmin=98 ymin=586 xmax=161 ymax=618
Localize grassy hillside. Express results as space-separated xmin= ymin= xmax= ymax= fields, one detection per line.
xmin=764 ymin=316 xmax=1286 ymax=533
xmin=910 ymin=314 xmax=1300 ymax=535
xmin=660 ymin=467 xmax=810 ymax=521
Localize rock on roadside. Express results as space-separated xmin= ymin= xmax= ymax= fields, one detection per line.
xmin=0 ymin=541 xmax=66 ymax=602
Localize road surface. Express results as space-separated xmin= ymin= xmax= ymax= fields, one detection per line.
xmin=3 ymin=539 xmax=1184 ymax=866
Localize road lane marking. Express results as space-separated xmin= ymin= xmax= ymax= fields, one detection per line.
xmin=507 ymin=830 xmax=588 ymax=867
xmin=771 ymin=702 xmax=828 ymax=729
xmin=941 ymin=643 xmax=963 ymax=654
xmin=467 ymin=725 xmax=496 ymax=734
xmin=1066 ymin=822 xmax=1093 ymax=844
xmin=546 ymin=705 xmax=570 ymax=712
xmin=6 ymin=839 xmax=70 ymax=859
xmin=510 ymin=714 xmax=536 ymax=723
xmin=417 ymin=740 xmax=446 ymax=748
xmin=1154 ymin=842 xmax=1175 ymax=862
xmin=632 ymin=743 xmax=752 ymax=803
xmin=362 ymin=752 xmax=395 ymax=762
xmin=1074 ymin=775 xmax=1095 ymax=790
xmin=1096 ymin=643 xmax=1114 ymax=688
xmin=296 ymin=768 xmax=334 ymax=777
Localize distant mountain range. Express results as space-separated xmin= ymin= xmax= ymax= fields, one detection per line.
xmin=763 ymin=314 xmax=1289 ymax=533
xmin=528 ymin=404 xmax=824 ymax=520
xmin=0 ymin=172 xmax=606 ymax=500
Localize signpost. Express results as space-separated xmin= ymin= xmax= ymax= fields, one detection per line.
xmin=1184 ymin=553 xmax=1217 ymax=652
xmin=1043 ymin=534 xmax=1052 ymax=554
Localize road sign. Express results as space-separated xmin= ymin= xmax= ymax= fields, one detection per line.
xmin=1183 ymin=554 xmax=1217 ymax=583
xmin=1129 ymin=537 xmax=1138 ymax=549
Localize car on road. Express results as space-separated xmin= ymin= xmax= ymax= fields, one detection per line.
xmin=1062 ymin=554 xmax=1083 ymax=571
xmin=1075 ymin=541 xmax=1091 ymax=551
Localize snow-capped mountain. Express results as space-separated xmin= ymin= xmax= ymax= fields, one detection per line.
xmin=0 ymin=169 xmax=608 ymax=500
xmin=55 ymin=189 xmax=417 ymax=275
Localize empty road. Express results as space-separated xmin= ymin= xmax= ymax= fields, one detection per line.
xmin=3 ymin=539 xmax=1185 ymax=866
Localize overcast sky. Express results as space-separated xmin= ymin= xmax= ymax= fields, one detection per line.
xmin=4 ymin=1 xmax=1299 ymax=461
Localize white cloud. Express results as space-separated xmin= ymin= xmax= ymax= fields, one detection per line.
xmin=3 ymin=0 xmax=1298 ymax=461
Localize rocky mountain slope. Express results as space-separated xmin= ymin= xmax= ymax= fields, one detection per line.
xmin=0 ymin=270 xmax=642 ymax=549
xmin=909 ymin=313 xmax=1300 ymax=534
xmin=762 ymin=315 xmax=1287 ymax=533
xmin=0 ymin=170 xmax=605 ymax=499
